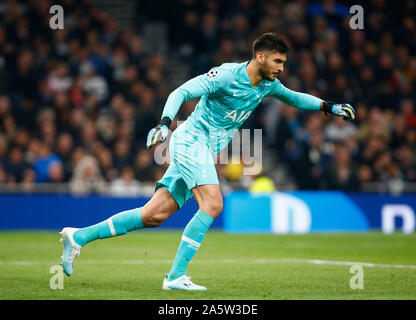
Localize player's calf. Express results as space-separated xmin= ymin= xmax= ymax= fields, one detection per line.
xmin=72 ymin=207 xmax=144 ymax=247
xmin=60 ymin=207 xmax=144 ymax=276
xmin=166 ymin=209 xmax=214 ymax=283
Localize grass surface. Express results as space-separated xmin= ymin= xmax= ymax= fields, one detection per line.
xmin=0 ymin=231 xmax=415 ymax=300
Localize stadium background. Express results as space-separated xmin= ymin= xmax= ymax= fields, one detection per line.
xmin=1 ymin=0 xmax=416 ymax=302
xmin=0 ymin=0 xmax=415 ymax=234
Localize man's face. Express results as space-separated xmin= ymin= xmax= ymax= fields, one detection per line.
xmin=257 ymin=50 xmax=287 ymax=81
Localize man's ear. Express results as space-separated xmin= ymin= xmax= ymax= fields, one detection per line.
xmin=256 ymin=51 xmax=265 ymax=64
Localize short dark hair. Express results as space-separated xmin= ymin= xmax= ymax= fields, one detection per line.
xmin=253 ymin=33 xmax=289 ymax=56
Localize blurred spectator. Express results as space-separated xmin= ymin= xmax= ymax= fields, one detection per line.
xmin=21 ymin=168 xmax=36 ymax=192
xmin=291 ymin=130 xmax=331 ymax=190
xmin=46 ymin=62 xmax=72 ymax=96
xmin=135 ymin=87 xmax=159 ymax=140
xmin=0 ymin=96 xmax=11 ymax=118
xmin=325 ymin=143 xmax=358 ymax=190
xmin=69 ymin=154 xmax=107 ymax=195
xmin=113 ymin=139 xmax=132 ymax=171
xmin=81 ymin=64 xmax=108 ymax=102
xmin=395 ymin=145 xmax=416 ymax=182
xmin=0 ymin=164 xmax=7 ymax=184
xmin=0 ymin=0 xmax=414 ymax=195
xmin=48 ymin=161 xmax=65 ymax=183
xmin=4 ymin=146 xmax=27 ymax=182
xmin=56 ymin=133 xmax=74 ymax=180
xmin=383 ymin=162 xmax=405 ymax=195
xmin=134 ymin=148 xmax=155 ymax=182
xmin=32 ymin=142 xmax=62 ymax=183
xmin=273 ymin=105 xmax=301 ymax=158
xmin=325 ymin=115 xmax=358 ymax=142
xmin=96 ymin=146 xmax=117 ymax=181
xmin=357 ymin=164 xmax=373 ymax=188
xmin=0 ymin=134 xmax=8 ymax=164
xmin=109 ymin=166 xmax=141 ymax=196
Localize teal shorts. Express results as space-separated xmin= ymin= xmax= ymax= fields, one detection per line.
xmin=155 ymin=121 xmax=219 ymax=208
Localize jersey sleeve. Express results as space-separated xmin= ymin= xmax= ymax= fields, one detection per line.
xmin=161 ymin=66 xmax=233 ymax=121
xmin=270 ymin=80 xmax=323 ymax=111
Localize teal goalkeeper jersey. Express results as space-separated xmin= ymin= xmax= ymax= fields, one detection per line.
xmin=161 ymin=61 xmax=323 ymax=154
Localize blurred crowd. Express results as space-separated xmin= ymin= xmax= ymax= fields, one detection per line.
xmin=0 ymin=0 xmax=415 ymax=195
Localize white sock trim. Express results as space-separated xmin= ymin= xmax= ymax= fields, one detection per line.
xmin=181 ymin=235 xmax=201 ymax=249
xmin=107 ymin=218 xmax=116 ymax=236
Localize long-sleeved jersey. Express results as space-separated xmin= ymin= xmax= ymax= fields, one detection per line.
xmin=161 ymin=61 xmax=323 ymax=154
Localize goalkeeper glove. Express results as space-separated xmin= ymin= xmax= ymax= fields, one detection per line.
xmin=146 ymin=117 xmax=171 ymax=149
xmin=322 ymin=101 xmax=356 ymax=121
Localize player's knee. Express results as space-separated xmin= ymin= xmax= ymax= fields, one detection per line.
xmin=142 ymin=213 xmax=166 ymax=228
xmin=141 ymin=210 xmax=169 ymax=228
xmin=216 ymin=202 xmax=223 ymax=215
xmin=141 ymin=188 xmax=178 ymax=227
xmin=201 ymin=201 xmax=223 ymax=217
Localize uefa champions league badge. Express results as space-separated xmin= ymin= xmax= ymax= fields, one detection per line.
xmin=206 ymin=69 xmax=218 ymax=78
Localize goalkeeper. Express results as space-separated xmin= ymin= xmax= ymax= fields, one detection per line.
xmin=60 ymin=33 xmax=355 ymax=290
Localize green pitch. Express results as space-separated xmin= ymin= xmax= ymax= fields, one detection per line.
xmin=0 ymin=231 xmax=415 ymax=299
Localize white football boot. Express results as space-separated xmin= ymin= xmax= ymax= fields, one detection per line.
xmin=59 ymin=227 xmax=82 ymax=276
xmin=162 ymin=274 xmax=207 ymax=291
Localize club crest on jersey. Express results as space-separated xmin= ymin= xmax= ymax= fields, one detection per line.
xmin=223 ymin=110 xmax=251 ymax=122
xmin=206 ymin=69 xmax=218 ymax=78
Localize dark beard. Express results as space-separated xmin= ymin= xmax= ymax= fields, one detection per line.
xmin=259 ymin=66 xmax=275 ymax=81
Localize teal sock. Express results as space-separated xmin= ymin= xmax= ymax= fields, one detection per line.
xmin=73 ymin=207 xmax=144 ymax=247
xmin=167 ymin=210 xmax=214 ymax=281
